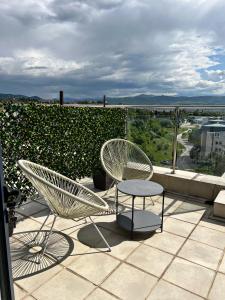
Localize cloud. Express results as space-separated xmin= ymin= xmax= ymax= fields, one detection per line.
xmin=0 ymin=0 xmax=225 ymax=98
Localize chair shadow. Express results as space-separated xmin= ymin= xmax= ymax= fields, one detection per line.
xmin=11 ymin=230 xmax=74 ymax=281
xmin=77 ymin=221 xmax=155 ymax=249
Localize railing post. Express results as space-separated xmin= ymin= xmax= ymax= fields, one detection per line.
xmin=125 ymin=108 xmax=128 ymax=139
xmin=172 ymin=107 xmax=179 ymax=174
xmin=103 ymin=95 xmax=106 ymax=108
xmin=59 ymin=91 xmax=64 ymax=106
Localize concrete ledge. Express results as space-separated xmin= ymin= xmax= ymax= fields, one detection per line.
xmin=214 ymin=190 xmax=225 ymax=218
xmin=152 ymin=166 xmax=225 ymax=201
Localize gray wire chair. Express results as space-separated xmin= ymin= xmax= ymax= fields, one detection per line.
xmin=18 ymin=160 xmax=111 ymax=262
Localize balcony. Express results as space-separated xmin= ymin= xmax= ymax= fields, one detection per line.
xmin=12 ymin=176 xmax=225 ymax=300
xmin=1 ymin=103 xmax=225 ymax=300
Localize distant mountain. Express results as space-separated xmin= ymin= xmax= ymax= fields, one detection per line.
xmin=0 ymin=93 xmax=42 ymax=102
xmin=107 ymin=95 xmax=225 ymax=105
xmin=1 ymin=92 xmax=225 ymax=105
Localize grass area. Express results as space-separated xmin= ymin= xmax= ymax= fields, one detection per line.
xmin=128 ymin=116 xmax=184 ymax=166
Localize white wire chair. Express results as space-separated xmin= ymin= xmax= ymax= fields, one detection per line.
xmin=100 ymin=139 xmax=154 ymax=206
xmin=18 ymin=160 xmax=111 ymax=262
xmin=101 ymin=138 xmax=153 ymax=183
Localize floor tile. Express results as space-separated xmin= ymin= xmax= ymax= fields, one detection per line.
xmin=93 ymin=214 xmax=126 ymax=235
xmin=53 ymin=217 xmax=80 ymax=233
xmin=178 ymin=239 xmax=223 ymax=270
xmin=71 ymin=222 xmax=112 ymax=249
xmin=33 ymin=269 xmax=95 ymax=300
xmin=31 ymin=209 xmax=55 ymax=226
xmin=86 ymin=288 xmax=117 ymax=300
xmin=218 ymin=253 xmax=225 ymax=273
xmin=190 ymin=225 xmax=225 ymax=249
xmin=147 ymin=279 xmax=202 ymax=300
xmin=14 ymin=218 xmax=44 ymax=234
xmin=16 ymin=201 xmax=46 ymax=217
xmin=172 ymin=201 xmax=207 ymax=215
xmin=60 ymin=239 xmax=90 ymax=267
xmin=97 ymin=231 xmax=140 ymax=260
xmin=163 ymin=257 xmax=215 ymax=297
xmin=208 ymin=272 xmax=225 ymax=300
xmin=68 ymin=252 xmax=120 ymax=285
xmin=101 ymin=263 xmax=157 ymax=300
xmin=163 ymin=217 xmax=195 ymax=237
xmin=144 ymin=231 xmax=185 ymax=254
xmin=16 ymin=264 xmax=63 ymax=293
xmin=127 ymin=244 xmax=173 ymax=277
xmin=199 ymin=219 xmax=225 ymax=233
xmin=170 ymin=211 xmax=202 ymax=224
xmin=24 ymin=296 xmax=36 ymax=300
xmin=14 ymin=284 xmax=27 ymax=299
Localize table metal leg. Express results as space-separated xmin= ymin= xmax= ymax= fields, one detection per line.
xmin=161 ymin=191 xmax=165 ymax=232
xmin=131 ymin=195 xmax=135 ymax=239
xmin=116 ymin=186 xmax=118 ymax=217
xmin=143 ymin=197 xmax=145 ymax=210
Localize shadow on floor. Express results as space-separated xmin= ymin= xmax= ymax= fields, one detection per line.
xmin=77 ymin=221 xmax=154 ymax=249
xmin=11 ymin=230 xmax=74 ymax=280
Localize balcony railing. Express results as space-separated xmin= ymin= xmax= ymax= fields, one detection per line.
xmin=125 ymin=105 xmax=225 ymax=177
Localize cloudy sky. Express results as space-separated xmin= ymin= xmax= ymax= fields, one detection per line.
xmin=1 ymin=0 xmax=225 ymax=98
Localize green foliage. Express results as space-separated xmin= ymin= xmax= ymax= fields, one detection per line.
xmin=128 ymin=111 xmax=175 ymax=165
xmin=188 ymin=128 xmax=201 ymax=146
xmin=0 ymin=103 xmax=126 ymax=197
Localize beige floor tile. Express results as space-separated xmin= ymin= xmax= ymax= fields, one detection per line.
xmin=14 ymin=284 xmax=27 ymax=299
xmin=173 ymin=201 xmax=207 ymax=215
xmin=218 ymin=253 xmax=225 ymax=273
xmin=16 ymin=264 xmax=63 ymax=293
xmin=170 ymin=211 xmax=202 ymax=224
xmin=16 ymin=201 xmax=46 ymax=218
xmin=163 ymin=257 xmax=215 ymax=297
xmin=53 ymin=217 xmax=82 ymax=233
xmin=31 ymin=209 xmax=55 ymax=226
xmin=86 ymin=288 xmax=117 ymax=300
xmin=33 ymin=269 xmax=95 ymax=300
xmin=208 ymin=273 xmax=225 ymax=300
xmin=199 ymin=219 xmax=225 ymax=233
xmin=144 ymin=231 xmax=185 ymax=254
xmin=14 ymin=218 xmax=44 ymax=234
xmin=163 ymin=217 xmax=195 ymax=237
xmin=190 ymin=225 xmax=225 ymax=249
xmin=68 ymin=252 xmax=120 ymax=285
xmin=147 ymin=280 xmax=203 ymax=300
xmin=59 ymin=239 xmax=90 ymax=266
xmin=101 ymin=263 xmax=157 ymax=300
xmin=71 ymin=223 xmax=112 ymax=249
xmin=24 ymin=296 xmax=36 ymax=300
xmin=127 ymin=244 xmax=173 ymax=277
xmin=93 ymin=214 xmax=126 ymax=235
xmin=97 ymin=231 xmax=140 ymax=260
xmin=178 ymin=239 xmax=223 ymax=270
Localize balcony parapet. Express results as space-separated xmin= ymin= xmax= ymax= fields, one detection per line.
xmin=152 ymin=166 xmax=225 ymax=201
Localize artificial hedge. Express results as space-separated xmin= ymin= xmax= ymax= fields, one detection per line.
xmin=0 ymin=103 xmax=126 ymax=198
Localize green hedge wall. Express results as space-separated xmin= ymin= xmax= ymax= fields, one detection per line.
xmin=0 ymin=103 xmax=126 ymax=197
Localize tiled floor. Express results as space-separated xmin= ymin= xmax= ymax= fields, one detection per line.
xmin=11 ymin=178 xmax=225 ymax=300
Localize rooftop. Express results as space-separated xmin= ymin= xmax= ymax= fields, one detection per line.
xmin=11 ymin=177 xmax=225 ymax=300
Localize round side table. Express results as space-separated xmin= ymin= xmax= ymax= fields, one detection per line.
xmin=116 ymin=179 xmax=165 ymax=239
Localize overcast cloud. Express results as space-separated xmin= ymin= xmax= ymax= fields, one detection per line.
xmin=1 ymin=0 xmax=225 ymax=98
